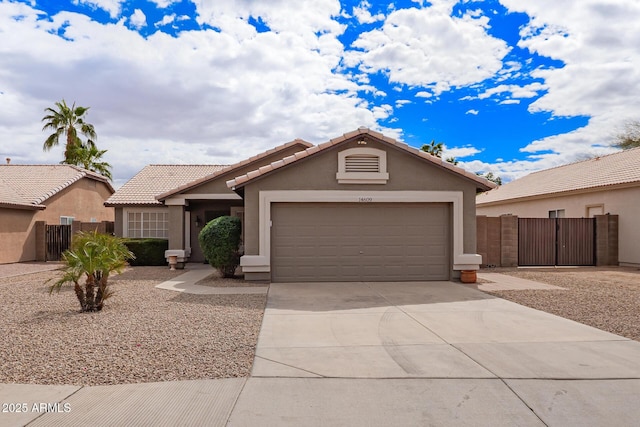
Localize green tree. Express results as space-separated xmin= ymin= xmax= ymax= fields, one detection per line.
xmin=42 ymin=100 xmax=97 ymax=164
xmin=198 ymin=216 xmax=242 ymax=278
xmin=68 ymin=143 xmax=113 ymax=180
xmin=614 ymin=120 xmax=640 ymax=150
xmin=421 ymin=140 xmax=444 ymax=157
xmin=49 ymin=231 xmax=134 ymax=312
xmin=478 ymin=172 xmax=502 ymax=186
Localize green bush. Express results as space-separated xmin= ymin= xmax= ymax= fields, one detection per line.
xmin=122 ymin=238 xmax=168 ymax=266
xmin=198 ymin=216 xmax=242 ymax=278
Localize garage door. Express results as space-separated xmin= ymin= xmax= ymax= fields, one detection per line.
xmin=271 ymin=203 xmax=450 ymax=282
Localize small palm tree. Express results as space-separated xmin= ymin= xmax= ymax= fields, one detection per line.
xmin=49 ymin=231 xmax=134 ymax=312
xmin=68 ymin=144 xmax=113 ymax=180
xmin=42 ymin=100 xmax=97 ymax=164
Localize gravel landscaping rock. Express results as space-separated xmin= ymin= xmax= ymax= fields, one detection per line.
xmin=485 ymin=267 xmax=640 ymax=342
xmin=0 ymin=267 xmax=266 ymax=386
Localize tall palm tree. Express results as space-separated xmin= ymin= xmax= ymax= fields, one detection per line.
xmin=68 ymin=144 xmax=113 ymax=180
xmin=42 ymin=100 xmax=97 ymax=163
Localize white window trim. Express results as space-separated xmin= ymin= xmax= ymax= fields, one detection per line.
xmin=123 ymin=207 xmax=169 ymax=239
xmin=336 ymin=147 xmax=389 ymax=184
xmin=239 ymin=190 xmax=482 ymax=273
xmin=60 ymin=216 xmax=75 ymax=225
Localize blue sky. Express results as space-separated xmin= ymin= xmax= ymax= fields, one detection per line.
xmin=2 ymin=0 xmax=639 ymax=187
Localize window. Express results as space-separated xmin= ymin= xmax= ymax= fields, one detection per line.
xmin=60 ymin=216 xmax=74 ymax=225
xmin=336 ymin=147 xmax=389 ymax=184
xmin=126 ymin=211 xmax=168 ymax=238
xmin=548 ymin=209 xmax=565 ymax=219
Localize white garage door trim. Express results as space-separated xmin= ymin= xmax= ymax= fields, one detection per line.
xmin=240 ymin=190 xmax=482 ymax=273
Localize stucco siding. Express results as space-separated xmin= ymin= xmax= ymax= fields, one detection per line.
xmin=476 ymin=186 xmax=640 ymax=266
xmin=0 ymin=209 xmax=37 ymax=264
xmin=241 ymin=138 xmax=479 ymax=261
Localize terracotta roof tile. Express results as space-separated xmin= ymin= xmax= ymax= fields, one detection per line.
xmin=0 ymin=164 xmax=113 ymax=209
xmin=105 ymin=165 xmax=227 ymax=206
xmin=227 ymin=128 xmax=495 ymax=190
xmin=477 ymin=147 xmax=640 ymax=205
xmin=153 ymin=139 xmax=313 ymax=201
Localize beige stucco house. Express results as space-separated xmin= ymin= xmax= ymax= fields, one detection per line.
xmin=109 ymin=128 xmax=494 ymax=281
xmin=0 ymin=164 xmax=114 ymax=264
xmin=476 ymin=147 xmax=640 ymax=267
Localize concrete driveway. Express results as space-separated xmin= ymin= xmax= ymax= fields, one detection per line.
xmin=229 ymin=281 xmax=640 ymax=426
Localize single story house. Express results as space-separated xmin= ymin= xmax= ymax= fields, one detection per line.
xmin=0 ymin=163 xmax=114 ymax=264
xmin=476 ymin=147 xmax=640 ymax=267
xmin=108 ymin=128 xmax=494 ymax=282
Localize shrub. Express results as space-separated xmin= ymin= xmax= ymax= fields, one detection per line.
xmin=198 ymin=216 xmax=242 ymax=278
xmin=122 ymin=238 xmax=168 ymax=266
xmin=49 ymin=231 xmax=134 ymax=312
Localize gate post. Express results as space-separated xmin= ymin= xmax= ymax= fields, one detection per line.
xmin=35 ymin=221 xmax=46 ymax=262
xmin=595 ymin=215 xmax=619 ymax=266
xmin=500 ymin=215 xmax=518 ymax=267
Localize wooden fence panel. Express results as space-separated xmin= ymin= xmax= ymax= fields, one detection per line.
xmin=46 ymin=224 xmax=72 ymax=261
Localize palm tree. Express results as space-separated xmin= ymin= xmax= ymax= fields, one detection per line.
xmin=49 ymin=231 xmax=134 ymax=312
xmin=420 ymin=140 xmax=444 ymax=157
xmin=68 ymin=144 xmax=113 ymax=180
xmin=42 ymin=100 xmax=97 ymax=163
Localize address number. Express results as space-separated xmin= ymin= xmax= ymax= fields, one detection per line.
xmin=358 ymin=197 xmax=373 ymax=202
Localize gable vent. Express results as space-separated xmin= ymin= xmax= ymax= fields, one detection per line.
xmin=345 ymin=155 xmax=380 ymax=173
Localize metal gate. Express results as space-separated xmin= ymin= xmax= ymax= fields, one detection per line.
xmin=46 ymin=224 xmax=72 ymax=261
xmin=518 ymin=218 xmax=595 ymax=266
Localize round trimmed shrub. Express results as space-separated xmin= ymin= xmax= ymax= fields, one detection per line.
xmin=198 ymin=216 xmax=242 ymax=278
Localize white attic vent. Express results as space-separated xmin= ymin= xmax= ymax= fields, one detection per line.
xmin=345 ymin=154 xmax=380 ymax=173
xmin=337 ymin=147 xmax=389 ymax=184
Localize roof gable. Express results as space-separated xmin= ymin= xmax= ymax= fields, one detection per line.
xmin=226 ymin=128 xmax=495 ymax=191
xmin=155 ymin=139 xmax=313 ymax=201
xmin=0 ymin=164 xmax=113 ymax=209
xmin=477 ymin=147 xmax=640 ymax=206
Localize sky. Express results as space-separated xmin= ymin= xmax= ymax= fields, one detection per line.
xmin=1 ymin=0 xmax=639 ymax=188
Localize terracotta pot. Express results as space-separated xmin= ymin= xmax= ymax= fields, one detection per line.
xmin=460 ymin=270 xmax=477 ymax=284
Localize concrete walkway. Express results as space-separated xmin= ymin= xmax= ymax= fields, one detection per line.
xmin=2 ymin=272 xmax=640 ymax=426
xmin=154 ymin=263 xmax=268 ymax=295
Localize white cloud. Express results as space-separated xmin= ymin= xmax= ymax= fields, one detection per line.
xmin=395 ymin=99 xmax=411 ymax=108
xmin=129 ymin=9 xmax=147 ymax=30
xmin=476 ymin=82 xmax=546 ymax=101
xmin=466 ymin=109 xmax=479 ymax=115
xmin=444 ymin=145 xmax=481 ymax=159
xmin=74 ymin=0 xmax=124 ymax=19
xmin=498 ymin=0 xmax=640 ymax=158
xmin=345 ymin=1 xmax=510 ymax=95
xmin=353 ymin=1 xmax=385 ymax=24
xmin=156 ymin=14 xmax=176 ymax=27
xmin=149 ymin=0 xmax=177 ymax=8
xmin=415 ymin=91 xmax=433 ymax=98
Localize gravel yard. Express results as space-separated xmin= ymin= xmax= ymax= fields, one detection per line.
xmin=0 ymin=267 xmax=266 ymax=386
xmin=485 ymin=267 xmax=640 ymax=342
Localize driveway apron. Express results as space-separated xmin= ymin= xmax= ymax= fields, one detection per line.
xmin=229 ymin=281 xmax=640 ymax=426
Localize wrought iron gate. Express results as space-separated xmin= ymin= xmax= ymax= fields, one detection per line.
xmin=518 ymin=218 xmax=595 ymax=266
xmin=46 ymin=224 xmax=72 ymax=261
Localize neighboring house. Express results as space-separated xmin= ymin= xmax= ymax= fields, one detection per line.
xmin=0 ymin=163 xmax=114 ymax=264
xmin=476 ymin=147 xmax=640 ymax=267
xmin=105 ymin=139 xmax=314 ymax=263
xmin=110 ymin=128 xmax=493 ymax=281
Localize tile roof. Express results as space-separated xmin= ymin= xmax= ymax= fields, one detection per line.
xmin=0 ymin=164 xmax=113 ymax=210
xmin=226 ymin=128 xmax=496 ymax=190
xmin=105 ymin=165 xmax=227 ymax=206
xmin=155 ymin=139 xmax=313 ymax=201
xmin=476 ymin=147 xmax=640 ymax=206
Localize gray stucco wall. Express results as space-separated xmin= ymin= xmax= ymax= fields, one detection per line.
xmin=240 ymin=137 xmax=479 ymax=258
